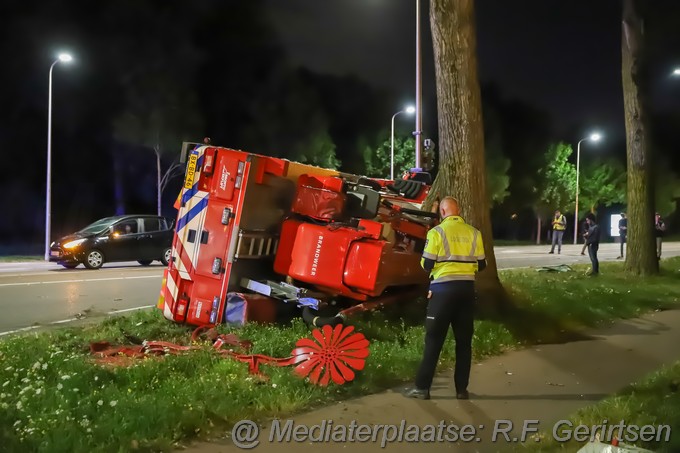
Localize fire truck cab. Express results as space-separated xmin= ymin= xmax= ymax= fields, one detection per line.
xmin=158 ymin=142 xmax=437 ymax=328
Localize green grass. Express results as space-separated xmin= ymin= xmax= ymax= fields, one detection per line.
xmin=1 ymin=258 xmax=680 ymax=452
xmin=0 ymin=255 xmax=42 ymax=262
xmin=515 ymin=360 xmax=680 ymax=453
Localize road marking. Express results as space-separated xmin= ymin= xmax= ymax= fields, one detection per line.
xmin=0 ymin=326 xmax=40 ymax=337
xmin=51 ymin=318 xmax=80 ymax=324
xmin=108 ymin=305 xmax=154 ymax=314
xmin=0 ymin=275 xmax=161 ymax=287
xmin=0 ymin=305 xmax=156 ymax=337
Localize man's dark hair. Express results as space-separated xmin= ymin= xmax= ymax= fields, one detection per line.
xmin=586 ymin=213 xmax=596 ymax=222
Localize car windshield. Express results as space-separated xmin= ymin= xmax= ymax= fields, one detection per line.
xmin=77 ymin=217 xmax=120 ymax=235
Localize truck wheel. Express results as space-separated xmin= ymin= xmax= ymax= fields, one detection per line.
xmin=84 ymin=250 xmax=104 ymax=269
xmin=160 ymin=247 xmax=172 ymax=266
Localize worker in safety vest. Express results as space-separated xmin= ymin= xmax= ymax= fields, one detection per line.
xmin=403 ymin=196 xmax=486 ymax=400
xmin=549 ymin=209 xmax=567 ymax=254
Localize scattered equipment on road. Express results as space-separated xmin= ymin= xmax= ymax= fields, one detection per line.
xmin=90 ymin=323 xmax=369 ymax=386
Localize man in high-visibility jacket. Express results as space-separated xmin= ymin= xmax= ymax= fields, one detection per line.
xmin=549 ymin=209 xmax=567 ymax=254
xmin=403 ymin=196 xmax=487 ymax=400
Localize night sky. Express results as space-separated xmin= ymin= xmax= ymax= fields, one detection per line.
xmin=267 ymin=0 xmax=680 ymax=140
xmin=2 ymin=0 xmax=680 ymax=250
xmin=266 ymin=0 xmax=661 ymax=135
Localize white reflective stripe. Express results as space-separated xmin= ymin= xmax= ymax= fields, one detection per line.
xmin=163 ymin=298 xmax=174 ymax=318
xmin=436 ymin=255 xmax=477 ymax=263
xmin=476 ymin=254 xmax=486 ymax=260
xmin=422 ymin=251 xmax=438 ymax=260
xmin=431 ymin=274 xmax=475 ymax=283
xmin=469 ymin=229 xmax=478 ymax=257
xmin=166 ymin=270 xmax=179 ymax=302
xmin=433 ymin=226 xmax=451 ymax=257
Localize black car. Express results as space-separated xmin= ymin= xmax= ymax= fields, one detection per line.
xmin=49 ymin=215 xmax=175 ymax=269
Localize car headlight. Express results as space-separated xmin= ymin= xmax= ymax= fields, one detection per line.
xmin=63 ymin=238 xmax=87 ymax=249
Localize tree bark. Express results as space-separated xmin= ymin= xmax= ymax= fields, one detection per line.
xmin=428 ymin=0 xmax=503 ymax=309
xmin=622 ymin=0 xmax=658 ymax=275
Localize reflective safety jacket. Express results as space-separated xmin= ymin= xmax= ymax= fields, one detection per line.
xmin=421 ymin=216 xmax=485 ymax=283
xmin=552 ymin=215 xmax=566 ymax=231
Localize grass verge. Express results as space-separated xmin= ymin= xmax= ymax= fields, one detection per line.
xmin=0 ymin=255 xmax=42 ymax=262
xmin=515 ymin=360 xmax=680 ymax=452
xmin=1 ymin=258 xmax=679 ymax=452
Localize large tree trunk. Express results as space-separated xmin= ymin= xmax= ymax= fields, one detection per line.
xmin=622 ymin=0 xmax=658 ymax=275
xmin=428 ymin=0 xmax=503 ymax=311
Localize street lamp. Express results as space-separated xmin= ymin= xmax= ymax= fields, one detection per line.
xmin=390 ymin=106 xmax=415 ymax=180
xmin=573 ymin=132 xmax=602 ymax=245
xmin=672 ymin=68 xmax=680 ymax=76
xmin=45 ymin=52 xmax=73 ymax=261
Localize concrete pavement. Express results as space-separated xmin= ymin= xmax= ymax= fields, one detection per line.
xmin=493 ymin=241 xmax=680 ymax=269
xmin=180 ymin=308 xmax=680 ymax=453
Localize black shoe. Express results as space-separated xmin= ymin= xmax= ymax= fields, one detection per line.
xmin=402 ymin=387 xmax=430 ymax=400
xmin=548 ymin=251 xmax=554 ymax=254
xmin=456 ymin=390 xmax=469 ymax=400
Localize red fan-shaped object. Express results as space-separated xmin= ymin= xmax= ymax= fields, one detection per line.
xmin=290 ymin=324 xmax=370 ymax=386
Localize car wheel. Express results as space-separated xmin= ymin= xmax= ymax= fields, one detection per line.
xmin=61 ymin=263 xmax=79 ymax=269
xmin=138 ymin=260 xmax=153 ymax=266
xmin=84 ymin=250 xmax=105 ymax=269
xmin=161 ymin=247 xmax=172 ymax=266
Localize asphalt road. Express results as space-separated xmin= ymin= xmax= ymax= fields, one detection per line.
xmin=1 ymin=242 xmax=679 ymax=336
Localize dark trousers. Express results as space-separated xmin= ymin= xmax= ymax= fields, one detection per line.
xmin=415 ymin=280 xmax=475 ymax=392
xmin=620 ymin=235 xmax=626 ymax=257
xmin=588 ymin=243 xmax=599 ymax=274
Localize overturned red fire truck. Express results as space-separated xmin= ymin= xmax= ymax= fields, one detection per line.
xmin=157 ymin=142 xmax=438 ymax=328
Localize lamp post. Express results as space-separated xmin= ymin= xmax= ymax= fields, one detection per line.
xmin=390 ymin=106 xmax=415 ymax=180
xmin=573 ymin=132 xmax=602 ymax=245
xmin=673 ymin=68 xmax=680 ymax=76
xmin=414 ymin=0 xmax=423 ymax=170
xmin=154 ymin=147 xmax=161 ymax=216
xmin=45 ymin=53 xmax=73 ymax=261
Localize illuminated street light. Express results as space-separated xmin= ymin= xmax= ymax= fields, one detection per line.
xmin=573 ymin=132 xmax=603 ymax=245
xmin=390 ymin=106 xmax=416 ymax=180
xmin=45 ymin=52 xmax=74 ymax=261
xmin=672 ymin=68 xmax=680 ymax=76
